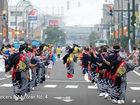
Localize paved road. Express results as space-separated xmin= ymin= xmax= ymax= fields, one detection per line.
xmin=0 ymin=58 xmax=140 ymax=105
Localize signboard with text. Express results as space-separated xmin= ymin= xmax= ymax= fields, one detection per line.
xmin=29 ymin=16 xmax=38 ymax=21
xmin=49 ymin=20 xmax=59 ymax=27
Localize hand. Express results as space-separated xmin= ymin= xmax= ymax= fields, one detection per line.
xmin=5 ymin=65 xmax=10 ymax=68
xmin=96 ymin=62 xmax=102 ymax=67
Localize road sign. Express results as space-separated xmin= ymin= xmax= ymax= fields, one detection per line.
xmin=29 ymin=16 xmax=37 ymax=21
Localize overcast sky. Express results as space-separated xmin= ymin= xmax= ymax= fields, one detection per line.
xmin=8 ymin=0 xmax=112 ymax=26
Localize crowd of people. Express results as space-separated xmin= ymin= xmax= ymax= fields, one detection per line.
xmin=63 ymin=43 xmax=139 ymax=104
xmin=1 ymin=43 xmax=56 ymax=101
xmin=0 ymin=42 xmax=139 ymax=104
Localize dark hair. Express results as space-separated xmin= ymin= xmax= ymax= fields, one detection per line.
xmin=19 ymin=45 xmax=26 ymax=53
xmin=133 ymin=47 xmax=136 ymax=50
xmin=86 ymin=47 xmax=89 ymax=51
xmin=35 ymin=49 xmax=42 ymax=56
xmin=7 ymin=44 xmax=11 ymax=48
xmin=68 ymin=48 xmax=73 ymax=54
xmin=113 ymin=45 xmax=120 ymax=53
xmin=28 ymin=48 xmax=33 ymax=52
xmin=39 ymin=44 xmax=45 ymax=51
xmin=102 ymin=47 xmax=107 ymax=52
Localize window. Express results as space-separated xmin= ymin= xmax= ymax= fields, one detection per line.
xmin=11 ymin=11 xmax=23 ymax=16
xmin=10 ymin=22 xmax=16 ymax=26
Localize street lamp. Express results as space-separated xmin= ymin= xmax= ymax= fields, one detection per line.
xmin=23 ymin=5 xmax=32 ymax=41
xmin=15 ymin=0 xmax=31 ymax=40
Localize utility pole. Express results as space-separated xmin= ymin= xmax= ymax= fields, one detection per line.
xmin=132 ymin=0 xmax=136 ymax=45
xmin=67 ymin=0 xmax=70 ymax=11
xmin=121 ymin=0 xmax=124 ymax=37
xmin=118 ymin=0 xmax=120 ymax=40
xmin=128 ymin=0 xmax=130 ymax=40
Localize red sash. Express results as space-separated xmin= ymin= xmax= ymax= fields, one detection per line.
xmin=12 ymin=54 xmax=27 ymax=79
xmin=103 ymin=69 xmax=107 ymax=78
xmin=111 ymin=61 xmax=126 ymax=84
xmin=28 ymin=51 xmax=32 ymax=58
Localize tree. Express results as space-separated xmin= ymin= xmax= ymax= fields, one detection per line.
xmin=88 ymin=32 xmax=100 ymax=43
xmin=44 ymin=27 xmax=66 ymax=45
xmin=120 ymin=35 xmax=129 ymax=49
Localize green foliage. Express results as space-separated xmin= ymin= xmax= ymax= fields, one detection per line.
xmin=109 ymin=35 xmax=129 ymax=49
xmin=120 ymin=35 xmax=129 ymax=49
xmin=109 ymin=37 xmax=116 ymax=45
xmin=88 ymin=32 xmax=100 ymax=43
xmin=44 ymin=27 xmax=66 ymax=45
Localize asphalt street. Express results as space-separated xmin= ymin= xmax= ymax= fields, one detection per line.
xmin=0 ymin=57 xmax=140 ymax=105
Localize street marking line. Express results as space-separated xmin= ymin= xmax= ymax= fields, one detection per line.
xmin=88 ymin=86 xmax=97 ymax=89
xmin=46 ymin=80 xmax=87 ymax=83
xmin=130 ymin=87 xmax=140 ymax=90
xmin=54 ymin=97 xmax=63 ymax=100
xmin=65 ymin=85 xmax=78 ymax=88
xmin=0 ymin=84 xmax=12 ymax=87
xmin=127 ymin=82 xmax=140 ymax=85
xmin=46 ymin=80 xmax=140 ymax=84
xmin=0 ymin=75 xmax=11 ymax=81
xmin=44 ymin=85 xmax=57 ymax=88
xmin=133 ymin=71 xmax=140 ymax=77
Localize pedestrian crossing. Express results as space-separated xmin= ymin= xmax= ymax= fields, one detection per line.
xmin=0 ymin=83 xmax=97 ymax=89
xmin=0 ymin=84 xmax=12 ymax=87
xmin=44 ymin=85 xmax=57 ymax=88
xmin=0 ymin=83 xmax=140 ymax=90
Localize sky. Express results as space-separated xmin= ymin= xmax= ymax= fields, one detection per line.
xmin=8 ymin=0 xmax=112 ymax=26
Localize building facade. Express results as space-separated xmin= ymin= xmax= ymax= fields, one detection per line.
xmin=0 ymin=0 xmax=8 ymax=46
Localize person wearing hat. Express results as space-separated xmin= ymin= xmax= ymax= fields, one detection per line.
xmin=5 ymin=44 xmax=35 ymax=101
xmin=101 ymin=45 xmax=128 ymax=104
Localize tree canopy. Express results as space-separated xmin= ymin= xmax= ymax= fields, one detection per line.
xmin=44 ymin=27 xmax=66 ymax=45
xmin=88 ymin=32 xmax=100 ymax=43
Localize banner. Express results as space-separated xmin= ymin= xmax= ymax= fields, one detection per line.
xmin=19 ymin=31 xmax=23 ymax=39
xmin=12 ymin=30 xmax=15 ymax=39
xmin=129 ymin=39 xmax=132 ymax=54
xmin=3 ymin=27 xmax=6 ymax=38
xmin=35 ymin=30 xmax=41 ymax=37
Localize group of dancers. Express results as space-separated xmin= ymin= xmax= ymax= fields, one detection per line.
xmin=63 ymin=43 xmax=137 ymax=104
xmin=2 ymin=43 xmax=56 ymax=101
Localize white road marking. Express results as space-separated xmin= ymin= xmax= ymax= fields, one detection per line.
xmin=88 ymin=86 xmax=97 ymax=89
xmin=54 ymin=96 xmax=74 ymax=102
xmin=0 ymin=84 xmax=12 ymax=87
xmin=130 ymin=87 xmax=140 ymax=90
xmin=0 ymin=75 xmax=11 ymax=81
xmin=44 ymin=85 xmax=57 ymax=88
xmin=46 ymin=80 xmax=86 ymax=83
xmin=62 ymin=96 xmax=74 ymax=102
xmin=54 ymin=97 xmax=63 ymax=100
xmin=46 ymin=80 xmax=88 ymax=83
xmin=46 ymin=80 xmax=140 ymax=84
xmin=127 ymin=82 xmax=140 ymax=85
xmin=133 ymin=70 xmax=140 ymax=77
xmin=66 ymin=85 xmax=78 ymax=88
